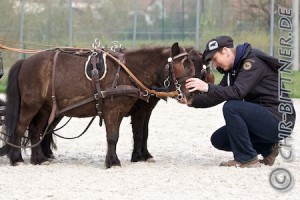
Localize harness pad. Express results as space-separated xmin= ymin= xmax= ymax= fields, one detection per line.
xmin=85 ymin=52 xmax=107 ymax=81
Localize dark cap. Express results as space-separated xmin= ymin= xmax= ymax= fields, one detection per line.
xmin=204 ymin=36 xmax=234 ymax=61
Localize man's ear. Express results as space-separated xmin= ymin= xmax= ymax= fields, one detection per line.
xmin=222 ymin=47 xmax=228 ymax=54
xmin=223 ymin=47 xmax=231 ymax=58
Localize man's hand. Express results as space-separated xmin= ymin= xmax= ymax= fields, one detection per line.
xmin=185 ymin=78 xmax=209 ymax=93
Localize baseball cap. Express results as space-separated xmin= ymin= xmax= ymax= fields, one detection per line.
xmin=204 ymin=36 xmax=234 ymax=61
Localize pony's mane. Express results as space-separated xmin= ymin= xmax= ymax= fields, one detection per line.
xmin=122 ymin=47 xmax=171 ymax=70
xmin=125 ymin=46 xmax=169 ymax=57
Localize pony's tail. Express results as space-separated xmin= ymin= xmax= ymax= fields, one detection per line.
xmin=0 ymin=98 xmax=7 ymax=156
xmin=1 ymin=59 xmax=24 ymax=156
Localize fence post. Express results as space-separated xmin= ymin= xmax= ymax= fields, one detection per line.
xmin=19 ymin=0 xmax=25 ymax=60
xmin=132 ymin=0 xmax=137 ymax=47
xmin=68 ymin=0 xmax=73 ymax=47
xmin=195 ymin=0 xmax=201 ymax=50
xmin=0 ymin=50 xmax=4 ymax=79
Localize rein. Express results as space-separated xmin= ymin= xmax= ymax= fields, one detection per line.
xmin=0 ymin=116 xmax=95 ymax=149
xmin=0 ymin=44 xmax=42 ymax=54
xmin=0 ymin=121 xmax=52 ymax=149
xmin=53 ymin=117 xmax=95 ymax=139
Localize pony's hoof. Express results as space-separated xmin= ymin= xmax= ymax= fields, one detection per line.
xmin=11 ymin=161 xmax=25 ymax=166
xmin=31 ymin=156 xmax=49 ymax=165
xmin=106 ymin=161 xmax=121 ymax=168
xmin=105 ymin=156 xmax=121 ymax=168
xmin=10 ymin=157 xmax=24 ymax=166
xmin=47 ymin=154 xmax=55 ymax=160
xmin=131 ymin=152 xmax=145 ymax=162
xmin=142 ymin=151 xmax=153 ymax=161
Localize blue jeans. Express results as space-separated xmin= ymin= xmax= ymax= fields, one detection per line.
xmin=211 ymin=100 xmax=280 ymax=163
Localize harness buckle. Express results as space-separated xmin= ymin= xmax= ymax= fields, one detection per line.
xmin=94 ymin=93 xmax=100 ymax=100
xmin=143 ymin=90 xmax=149 ymax=97
xmin=100 ymin=91 xmax=106 ymax=98
xmin=92 ymin=68 xmax=99 ymax=76
xmin=164 ymin=78 xmax=170 ymax=87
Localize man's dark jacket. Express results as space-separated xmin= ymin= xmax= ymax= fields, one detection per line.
xmin=190 ymin=45 xmax=296 ymax=126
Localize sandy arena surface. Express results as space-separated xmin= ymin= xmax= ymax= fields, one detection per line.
xmin=0 ymin=94 xmax=299 ymax=200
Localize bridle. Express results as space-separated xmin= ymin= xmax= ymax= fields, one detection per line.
xmin=163 ymin=52 xmax=190 ymax=101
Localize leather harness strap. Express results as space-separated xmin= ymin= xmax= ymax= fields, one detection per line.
xmin=48 ymin=50 xmax=60 ymax=125
xmin=101 ymin=85 xmax=147 ymax=100
xmin=56 ymin=84 xmax=149 ymax=117
xmin=111 ymin=53 xmax=125 ymax=88
xmin=91 ymin=53 xmax=104 ymax=126
xmin=57 ymin=96 xmax=95 ymax=115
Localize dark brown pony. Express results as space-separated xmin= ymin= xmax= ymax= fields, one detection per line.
xmin=130 ymin=48 xmax=214 ymax=162
xmin=39 ymin=48 xmax=214 ymax=163
xmin=2 ymin=43 xmax=195 ymax=168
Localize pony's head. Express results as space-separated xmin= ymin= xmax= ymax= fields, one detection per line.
xmin=188 ymin=48 xmax=214 ymax=84
xmin=170 ymin=46 xmax=215 ymax=102
xmin=168 ymin=42 xmax=195 ymax=101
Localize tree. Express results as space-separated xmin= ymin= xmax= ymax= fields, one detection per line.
xmin=232 ymin=0 xmax=292 ymax=31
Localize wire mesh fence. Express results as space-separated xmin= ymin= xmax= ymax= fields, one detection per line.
xmin=0 ymin=0 xmax=298 ymax=72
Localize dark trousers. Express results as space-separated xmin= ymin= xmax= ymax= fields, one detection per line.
xmin=211 ymin=100 xmax=280 ymax=163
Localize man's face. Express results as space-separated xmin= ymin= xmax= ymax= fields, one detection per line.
xmin=210 ymin=48 xmax=233 ymax=71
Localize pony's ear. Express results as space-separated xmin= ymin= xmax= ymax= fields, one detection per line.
xmin=188 ymin=48 xmax=197 ymax=59
xmin=171 ymin=42 xmax=180 ymax=56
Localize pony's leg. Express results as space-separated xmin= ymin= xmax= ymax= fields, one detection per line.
xmin=140 ymin=111 xmax=154 ymax=161
xmin=41 ymin=132 xmax=55 ymax=159
xmin=131 ymin=110 xmax=147 ymax=162
xmin=104 ymin=110 xmax=122 ymax=168
xmin=41 ymin=116 xmax=64 ymax=159
xmin=0 ymin=97 xmax=22 ymax=161
xmin=29 ymin=109 xmax=51 ymax=165
xmin=8 ymin=108 xmax=37 ymax=165
xmin=131 ymin=98 xmax=158 ymax=162
xmin=7 ymin=138 xmax=24 ymax=165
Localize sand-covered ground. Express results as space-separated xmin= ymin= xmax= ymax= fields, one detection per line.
xmin=0 ymin=95 xmax=299 ymax=200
